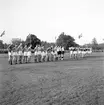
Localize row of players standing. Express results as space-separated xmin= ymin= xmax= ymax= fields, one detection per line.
xmin=34 ymin=45 xmax=65 ymax=63
xmin=8 ymin=43 xmax=32 ymax=65
xmin=7 ymin=43 xmax=65 ymax=65
xmin=69 ymin=47 xmax=92 ymax=59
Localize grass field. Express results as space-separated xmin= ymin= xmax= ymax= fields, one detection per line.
xmin=0 ymin=52 xmax=104 ymax=105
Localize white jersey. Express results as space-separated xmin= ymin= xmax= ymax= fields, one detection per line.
xmin=61 ymin=47 xmax=64 ymax=51
xmin=73 ymin=49 xmax=77 ymax=54
xmin=69 ymin=48 xmax=73 ymax=55
xmin=56 ymin=47 xmax=61 ymax=52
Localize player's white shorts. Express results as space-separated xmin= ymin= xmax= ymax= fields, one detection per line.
xmin=8 ymin=51 xmax=13 ymax=60
xmin=27 ymin=51 xmax=31 ymax=57
xmin=73 ymin=51 xmax=77 ymax=54
xmin=34 ymin=51 xmax=37 ymax=56
xmin=24 ymin=51 xmax=27 ymax=56
xmin=52 ymin=52 xmax=56 ymax=58
xmin=41 ymin=52 xmax=46 ymax=57
xmin=70 ymin=51 xmax=73 ymax=55
xmin=37 ymin=51 xmax=41 ymax=55
xmin=13 ymin=52 xmax=18 ymax=56
xmin=78 ymin=51 xmax=81 ymax=54
xmin=8 ymin=52 xmax=12 ymax=56
xmin=81 ymin=51 xmax=85 ymax=57
xmin=83 ymin=51 xmax=86 ymax=54
xmin=18 ymin=51 xmax=23 ymax=56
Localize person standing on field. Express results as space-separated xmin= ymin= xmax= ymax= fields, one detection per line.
xmin=17 ymin=43 xmax=23 ymax=64
xmin=23 ymin=45 xmax=28 ymax=63
xmin=27 ymin=44 xmax=32 ymax=63
xmin=7 ymin=44 xmax=13 ymax=65
xmin=12 ymin=45 xmax=18 ymax=64
xmin=61 ymin=46 xmax=65 ymax=60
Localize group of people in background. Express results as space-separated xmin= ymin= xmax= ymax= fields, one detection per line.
xmin=7 ymin=43 xmax=65 ymax=65
xmin=69 ymin=47 xmax=92 ymax=59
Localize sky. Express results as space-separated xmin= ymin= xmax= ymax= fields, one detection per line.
xmin=0 ymin=0 xmax=104 ymax=45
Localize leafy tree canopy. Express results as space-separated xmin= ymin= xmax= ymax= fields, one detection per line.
xmin=41 ymin=41 xmax=55 ymax=49
xmin=25 ymin=34 xmax=41 ymax=49
xmin=91 ymin=38 xmax=98 ymax=50
xmin=11 ymin=38 xmax=25 ymax=46
xmin=56 ymin=32 xmax=79 ymax=50
xmin=0 ymin=40 xmax=4 ymax=49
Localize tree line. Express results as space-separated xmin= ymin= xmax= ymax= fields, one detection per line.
xmin=0 ymin=32 xmax=104 ymax=51
xmin=0 ymin=32 xmax=79 ymax=50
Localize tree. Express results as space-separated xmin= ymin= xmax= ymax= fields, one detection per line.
xmin=25 ymin=34 xmax=41 ymax=49
xmin=3 ymin=43 xmax=8 ymax=49
xmin=92 ymin=38 xmax=98 ymax=50
xmin=0 ymin=40 xmax=4 ymax=49
xmin=41 ymin=41 xmax=55 ymax=49
xmin=56 ymin=32 xmax=79 ymax=50
xmin=11 ymin=38 xmax=25 ymax=46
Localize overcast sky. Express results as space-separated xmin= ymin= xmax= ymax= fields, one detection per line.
xmin=0 ymin=0 xmax=104 ymax=45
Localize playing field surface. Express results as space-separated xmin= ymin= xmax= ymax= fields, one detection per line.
xmin=0 ymin=52 xmax=104 ymax=105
